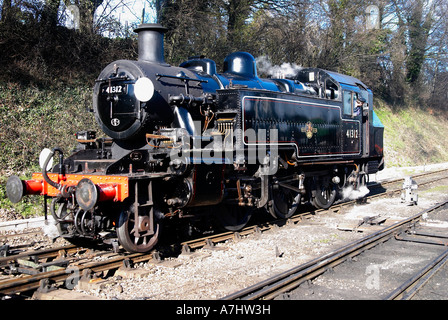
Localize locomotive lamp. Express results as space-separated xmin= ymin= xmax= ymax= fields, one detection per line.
xmin=134 ymin=77 xmax=154 ymax=102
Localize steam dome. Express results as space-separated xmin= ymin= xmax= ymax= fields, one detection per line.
xmin=223 ymin=52 xmax=258 ymax=78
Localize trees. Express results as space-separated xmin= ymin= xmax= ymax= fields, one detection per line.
xmin=1 ymin=0 xmax=448 ymax=110
xmin=156 ymin=0 xmax=292 ymax=65
xmin=64 ymin=0 xmax=104 ymax=34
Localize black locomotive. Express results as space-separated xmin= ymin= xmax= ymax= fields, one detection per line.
xmin=6 ymin=24 xmax=384 ymax=253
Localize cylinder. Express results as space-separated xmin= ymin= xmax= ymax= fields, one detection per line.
xmin=134 ymin=23 xmax=168 ymax=64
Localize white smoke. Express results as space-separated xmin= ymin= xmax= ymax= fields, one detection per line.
xmin=342 ymin=185 xmax=370 ymax=201
xmin=256 ymin=55 xmax=302 ymax=79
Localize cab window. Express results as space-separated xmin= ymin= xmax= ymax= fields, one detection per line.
xmin=343 ymin=91 xmax=353 ymax=116
xmin=325 ymin=79 xmax=340 ymax=100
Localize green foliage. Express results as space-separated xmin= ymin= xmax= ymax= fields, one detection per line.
xmin=0 ymin=83 xmax=102 ymax=217
xmin=0 ymin=83 xmax=100 ymax=172
xmin=0 ymin=174 xmax=42 ymax=218
xmin=0 ymin=20 xmax=137 ymax=86
xmin=375 ymin=100 xmax=448 ymax=167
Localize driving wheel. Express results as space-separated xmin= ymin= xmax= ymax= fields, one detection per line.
xmin=312 ymin=177 xmax=337 ymax=209
xmin=269 ymin=181 xmax=301 ymax=219
xmin=215 ymin=204 xmax=252 ymax=231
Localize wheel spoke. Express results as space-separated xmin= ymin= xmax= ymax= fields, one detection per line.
xmin=117 ymin=204 xmax=160 ymax=253
xmin=313 ymin=177 xmax=337 ymax=209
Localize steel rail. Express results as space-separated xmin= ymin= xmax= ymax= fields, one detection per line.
xmin=0 ymin=252 xmax=152 ymax=296
xmin=385 ymin=247 xmax=448 ymax=300
xmin=0 ymin=244 xmax=78 ymax=267
xmin=222 ymin=200 xmax=448 ymax=300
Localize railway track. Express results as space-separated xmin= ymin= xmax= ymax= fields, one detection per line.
xmin=1 ymin=167 xmax=447 ymax=299
xmin=0 ymin=249 xmax=155 ymax=297
xmin=221 ymin=200 xmax=448 ymax=300
xmin=385 ymin=245 xmax=448 ymax=300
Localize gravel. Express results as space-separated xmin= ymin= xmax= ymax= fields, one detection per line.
xmin=0 ymin=208 xmax=24 ymax=222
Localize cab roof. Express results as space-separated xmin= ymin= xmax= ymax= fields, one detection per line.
xmin=296 ymin=68 xmax=369 ymax=91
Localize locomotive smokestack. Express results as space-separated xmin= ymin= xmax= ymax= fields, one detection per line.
xmin=134 ymin=23 xmax=168 ymax=64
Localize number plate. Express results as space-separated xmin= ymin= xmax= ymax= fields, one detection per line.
xmin=346 ymin=129 xmax=359 ymax=139
xmin=101 ymin=84 xmax=127 ymax=95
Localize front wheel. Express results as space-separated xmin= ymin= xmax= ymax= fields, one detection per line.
xmin=117 ymin=204 xmax=161 ymax=253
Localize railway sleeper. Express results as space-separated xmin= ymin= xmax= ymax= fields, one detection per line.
xmin=12 ymin=258 xmax=69 ymax=275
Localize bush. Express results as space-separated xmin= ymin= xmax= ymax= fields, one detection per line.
xmin=0 ymin=22 xmax=137 ymax=86
xmin=0 ymin=82 xmax=100 ymax=172
xmin=0 ymin=83 xmax=103 ymax=217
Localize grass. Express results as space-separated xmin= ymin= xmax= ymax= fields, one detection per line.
xmin=313 ymin=233 xmax=340 ymax=244
xmin=420 ymin=185 xmax=448 ymax=195
xmin=374 ymin=101 xmax=448 ymax=167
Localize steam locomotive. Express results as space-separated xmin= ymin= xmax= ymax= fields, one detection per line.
xmin=6 ymin=24 xmax=384 ymax=253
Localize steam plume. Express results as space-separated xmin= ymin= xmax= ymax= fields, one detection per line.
xmin=256 ymin=55 xmax=302 ymax=79
xmin=342 ymin=185 xmax=370 ymax=200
